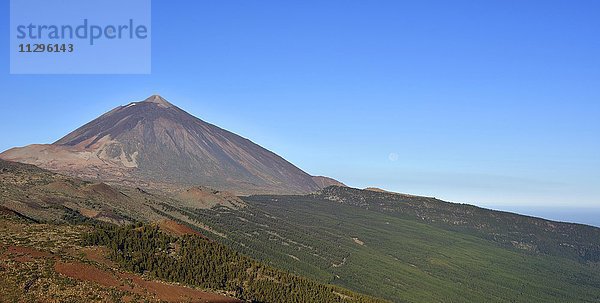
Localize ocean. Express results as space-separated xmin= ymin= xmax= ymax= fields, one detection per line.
xmin=488 ymin=206 xmax=600 ymax=228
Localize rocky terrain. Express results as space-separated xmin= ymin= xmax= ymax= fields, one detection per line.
xmin=0 ymin=95 xmax=341 ymax=195
xmin=0 ymin=213 xmax=241 ymax=303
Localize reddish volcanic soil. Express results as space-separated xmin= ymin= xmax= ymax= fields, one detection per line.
xmin=55 ymin=254 xmax=241 ymax=303
xmin=55 ymin=261 xmax=121 ymax=288
xmin=125 ymin=273 xmax=241 ymax=303
xmin=1 ymin=245 xmax=52 ymax=262
xmin=158 ymin=219 xmax=208 ymax=238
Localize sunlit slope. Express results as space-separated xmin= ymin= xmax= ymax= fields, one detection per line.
xmin=182 ymin=192 xmax=600 ymax=302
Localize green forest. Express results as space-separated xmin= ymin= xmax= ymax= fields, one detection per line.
xmin=177 ymin=191 xmax=600 ymax=303
xmin=83 ymin=223 xmax=389 ymax=303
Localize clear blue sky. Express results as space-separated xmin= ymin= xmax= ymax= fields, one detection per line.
xmin=1 ymin=1 xmax=599 ymax=210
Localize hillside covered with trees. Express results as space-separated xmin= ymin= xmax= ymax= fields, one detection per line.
xmin=84 ymin=223 xmax=388 ymax=303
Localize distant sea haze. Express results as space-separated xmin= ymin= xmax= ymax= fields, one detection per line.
xmin=489 ymin=206 xmax=600 ymax=228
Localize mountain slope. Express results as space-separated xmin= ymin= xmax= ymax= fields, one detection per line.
xmin=0 ymin=159 xmax=389 ymax=302
xmin=313 ymin=186 xmax=600 ymax=262
xmin=3 ymin=160 xmax=600 ymax=302
xmin=0 ymin=95 xmax=328 ymax=194
xmin=0 ymin=209 xmax=386 ymax=303
xmin=0 ymin=158 xmax=244 ymax=226
xmin=312 ymin=176 xmax=346 ymax=188
xmin=173 ymin=188 xmax=600 ymax=302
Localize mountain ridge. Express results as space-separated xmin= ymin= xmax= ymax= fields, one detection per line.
xmin=0 ymin=95 xmax=342 ymax=195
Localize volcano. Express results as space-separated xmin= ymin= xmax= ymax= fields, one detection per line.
xmin=0 ymin=95 xmax=334 ymax=194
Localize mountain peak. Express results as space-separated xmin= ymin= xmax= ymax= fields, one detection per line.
xmin=142 ymin=95 xmax=173 ymax=108
xmin=0 ymin=95 xmax=342 ymax=195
